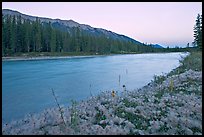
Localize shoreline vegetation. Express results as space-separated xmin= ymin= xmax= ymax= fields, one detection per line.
xmin=2 ymin=51 xmax=202 ymax=135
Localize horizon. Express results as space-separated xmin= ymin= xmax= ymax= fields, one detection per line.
xmin=2 ymin=2 xmax=202 ymax=48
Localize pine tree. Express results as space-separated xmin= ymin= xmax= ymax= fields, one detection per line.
xmin=24 ymin=19 xmax=32 ymax=52
xmin=10 ymin=15 xmax=17 ymax=53
xmin=16 ymin=15 xmax=21 ymax=52
xmin=35 ymin=18 xmax=42 ymax=52
xmin=2 ymin=14 xmax=6 ymax=56
xmin=46 ymin=21 xmax=52 ymax=52
xmin=193 ymin=14 xmax=202 ymax=49
xmin=5 ymin=15 xmax=12 ymax=55
xmin=75 ymin=27 xmax=81 ymax=52
xmin=63 ymin=32 xmax=70 ymax=52
xmin=20 ymin=19 xmax=27 ymax=52
xmin=50 ymin=28 xmax=57 ymax=52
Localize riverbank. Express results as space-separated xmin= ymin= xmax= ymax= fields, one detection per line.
xmin=2 ymin=52 xmax=106 ymax=61
xmin=2 ymin=51 xmax=202 ymax=135
xmin=2 ymin=55 xmax=103 ymax=61
xmin=2 ymin=51 xmax=188 ymax=61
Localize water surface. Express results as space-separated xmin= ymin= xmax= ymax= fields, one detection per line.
xmin=2 ymin=52 xmax=188 ymax=124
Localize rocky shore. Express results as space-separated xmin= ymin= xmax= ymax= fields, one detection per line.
xmin=2 ymin=68 xmax=202 ymax=135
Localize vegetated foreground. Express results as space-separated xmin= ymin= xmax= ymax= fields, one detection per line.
xmin=2 ymin=52 xmax=202 ymax=135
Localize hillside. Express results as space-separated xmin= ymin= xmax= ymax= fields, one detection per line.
xmin=2 ymin=9 xmax=168 ymax=57
xmin=2 ymin=9 xmax=143 ymax=46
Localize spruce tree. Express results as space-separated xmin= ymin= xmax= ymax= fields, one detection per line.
xmin=10 ymin=15 xmax=17 ymax=53
xmin=50 ymin=28 xmax=57 ymax=52
xmin=193 ymin=14 xmax=202 ymax=49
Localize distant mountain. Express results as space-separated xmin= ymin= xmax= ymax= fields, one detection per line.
xmin=2 ymin=9 xmax=143 ymax=46
xmin=151 ymin=44 xmax=164 ymax=48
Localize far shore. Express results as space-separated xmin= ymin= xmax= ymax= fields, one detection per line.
xmin=2 ymin=55 xmax=106 ymax=61
xmin=2 ymin=52 xmax=187 ymax=61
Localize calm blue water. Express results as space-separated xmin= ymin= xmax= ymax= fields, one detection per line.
xmin=2 ymin=52 xmax=188 ymax=124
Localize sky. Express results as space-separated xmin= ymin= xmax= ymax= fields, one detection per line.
xmin=2 ymin=2 xmax=202 ymax=48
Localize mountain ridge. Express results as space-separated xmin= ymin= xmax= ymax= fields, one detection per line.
xmin=2 ymin=9 xmax=145 ymax=46
xmin=151 ymin=44 xmax=164 ymax=48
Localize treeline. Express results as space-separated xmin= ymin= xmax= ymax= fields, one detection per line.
xmin=2 ymin=14 xmax=199 ymax=57
xmin=2 ymin=14 xmax=165 ymax=56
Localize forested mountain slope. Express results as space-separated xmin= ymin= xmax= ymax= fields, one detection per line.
xmin=2 ymin=9 xmax=168 ymax=56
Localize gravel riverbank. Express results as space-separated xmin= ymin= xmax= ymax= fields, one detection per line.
xmin=2 ymin=55 xmax=103 ymax=61
xmin=2 ymin=68 xmax=202 ymax=135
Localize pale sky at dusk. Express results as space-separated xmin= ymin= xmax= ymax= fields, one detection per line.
xmin=2 ymin=2 xmax=202 ymax=48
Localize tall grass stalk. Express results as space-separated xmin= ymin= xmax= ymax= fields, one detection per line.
xmin=51 ymin=88 xmax=66 ymax=126
xmin=119 ymin=75 xmax=121 ymax=86
xmin=89 ymin=84 xmax=92 ymax=97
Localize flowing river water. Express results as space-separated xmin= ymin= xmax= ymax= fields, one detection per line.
xmin=2 ymin=52 xmax=188 ymax=124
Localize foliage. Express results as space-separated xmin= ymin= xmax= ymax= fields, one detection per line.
xmin=94 ymin=106 xmax=107 ymax=128
xmin=153 ymin=75 xmax=166 ymax=84
xmin=158 ymin=122 xmax=169 ymax=132
xmin=193 ymin=14 xmax=202 ymax=49
xmin=2 ymin=14 xmax=197 ymax=57
xmin=169 ymin=79 xmax=174 ymax=92
xmin=70 ymin=100 xmax=79 ymax=131
xmin=122 ymin=98 xmax=138 ymax=107
xmin=154 ymin=90 xmax=165 ymax=99
xmin=179 ymin=51 xmax=202 ymax=71
xmin=167 ymin=51 xmax=202 ymax=77
xmin=114 ymin=106 xmax=149 ymax=130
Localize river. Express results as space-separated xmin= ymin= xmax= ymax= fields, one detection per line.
xmin=2 ymin=52 xmax=188 ymax=124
